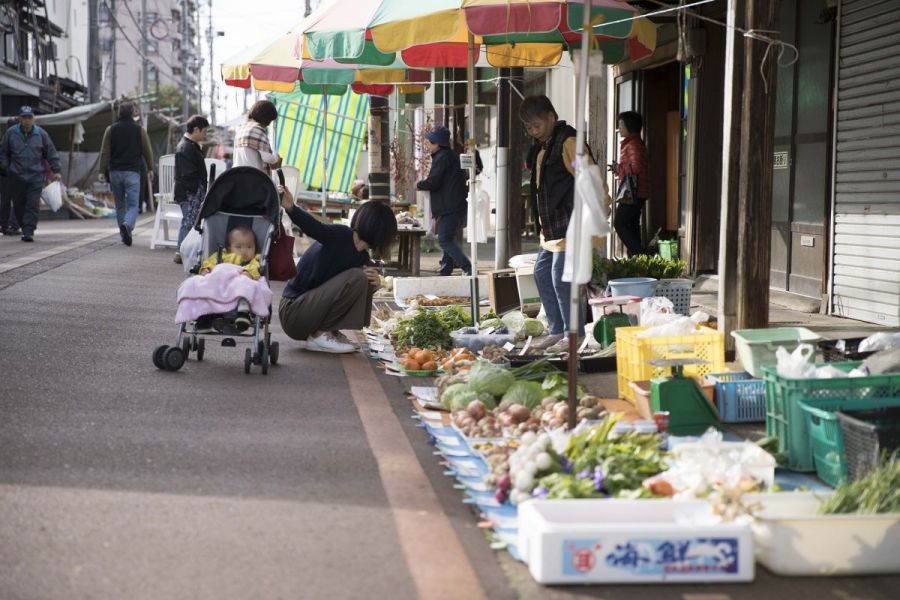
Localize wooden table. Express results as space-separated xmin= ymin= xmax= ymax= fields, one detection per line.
xmin=394 ymin=228 xmax=426 ymax=276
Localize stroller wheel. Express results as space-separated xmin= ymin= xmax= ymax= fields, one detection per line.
xmin=196 ymin=338 xmax=205 ymax=362
xmin=260 ymin=344 xmax=269 ymax=375
xmin=244 ymin=348 xmax=253 ymax=374
xmin=269 ymin=342 xmax=279 ymax=366
xmin=152 ymin=345 xmax=169 ymax=369
xmin=163 ymin=347 xmax=186 ymax=371
xmin=191 ymin=335 xmax=199 ymax=352
xmin=182 ymin=337 xmax=191 ymax=358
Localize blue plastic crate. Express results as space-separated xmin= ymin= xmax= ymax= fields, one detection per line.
xmin=707 ymin=372 xmax=766 ymax=423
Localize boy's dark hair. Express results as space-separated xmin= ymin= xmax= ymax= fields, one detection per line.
xmin=118 ymin=102 xmax=135 ymax=120
xmin=519 ymin=95 xmax=558 ymax=122
xmin=228 ymin=224 xmax=257 ymax=249
xmin=618 ymin=111 xmax=643 ymax=134
xmin=186 ymin=114 xmax=210 ymax=133
xmin=351 ymin=200 xmax=397 ymax=254
xmin=248 ymin=100 xmax=278 ymax=128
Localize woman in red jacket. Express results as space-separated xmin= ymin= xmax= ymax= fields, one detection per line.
xmin=613 ymin=111 xmax=650 ymax=256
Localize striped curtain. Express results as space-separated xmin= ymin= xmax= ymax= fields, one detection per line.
xmin=270 ymin=88 xmax=370 ymax=194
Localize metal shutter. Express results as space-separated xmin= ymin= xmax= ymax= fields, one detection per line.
xmin=831 ymin=0 xmax=900 ymax=326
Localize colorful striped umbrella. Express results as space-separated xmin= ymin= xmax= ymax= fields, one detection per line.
xmin=299 ymin=0 xmax=656 ymax=67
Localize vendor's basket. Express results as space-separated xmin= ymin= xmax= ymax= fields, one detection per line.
xmin=616 ymin=326 xmax=725 ymax=401
xmin=817 ymin=337 xmax=876 ymax=363
xmin=731 ymin=327 xmax=821 ymax=378
xmin=653 ymin=278 xmax=693 ymax=316
xmin=762 ymin=362 xmax=900 ymax=471
xmin=658 ymin=239 xmax=678 ymax=261
xmin=706 ymin=372 xmax=766 ymax=423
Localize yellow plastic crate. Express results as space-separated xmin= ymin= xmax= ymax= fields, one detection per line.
xmin=616 ymin=326 xmax=726 ymax=401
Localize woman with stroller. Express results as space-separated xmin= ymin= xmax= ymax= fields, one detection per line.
xmin=278 ymin=188 xmax=397 ymax=354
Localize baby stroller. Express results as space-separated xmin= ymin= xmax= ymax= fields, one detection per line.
xmin=152 ymin=166 xmax=283 ymax=374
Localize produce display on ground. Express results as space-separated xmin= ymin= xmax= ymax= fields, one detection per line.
xmin=360 ymin=284 xmax=900 ymax=585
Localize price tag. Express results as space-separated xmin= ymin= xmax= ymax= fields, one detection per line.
xmin=424 ymin=294 xmax=439 ymax=300
xmin=503 ymin=342 xmax=516 ymax=352
xmin=460 ymin=153 xmax=475 ymax=170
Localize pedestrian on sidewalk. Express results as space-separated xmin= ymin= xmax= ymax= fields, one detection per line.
xmin=98 ymin=102 xmax=155 ymax=247
xmin=519 ymin=95 xmax=591 ymax=351
xmin=173 ymin=115 xmax=210 ymax=264
xmin=416 ymin=126 xmax=471 ymax=276
xmin=612 ymin=111 xmax=649 ymax=257
xmin=278 ymin=188 xmax=397 ymax=354
xmin=0 ymin=106 xmax=62 ymax=242
xmin=234 ymin=101 xmax=282 ymax=173
xmin=0 ymin=118 xmax=20 ymax=235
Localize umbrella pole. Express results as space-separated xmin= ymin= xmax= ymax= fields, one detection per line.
xmin=467 ymin=32 xmax=479 ymax=325
xmin=322 ymin=92 xmax=329 ymax=219
xmin=567 ymin=0 xmax=593 ymax=430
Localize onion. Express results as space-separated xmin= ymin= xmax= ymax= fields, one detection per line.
xmin=509 ymin=404 xmax=531 ymax=424
xmin=515 ymin=471 xmax=534 ymax=491
xmin=535 ymin=452 xmax=553 ymax=470
xmin=548 ymin=418 xmax=564 ymax=429
xmin=552 ymin=403 xmax=569 ymax=420
xmin=467 ymin=400 xmax=487 ymax=420
xmin=498 ymin=413 xmax=515 ymax=429
xmin=521 ymin=431 xmax=537 ymax=445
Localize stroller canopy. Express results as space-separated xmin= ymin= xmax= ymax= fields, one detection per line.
xmin=196 ymin=167 xmax=281 ymax=226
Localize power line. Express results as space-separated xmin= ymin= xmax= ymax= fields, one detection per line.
xmin=117 ymin=0 xmax=178 ymax=71
xmin=101 ymin=0 xmax=182 ymax=87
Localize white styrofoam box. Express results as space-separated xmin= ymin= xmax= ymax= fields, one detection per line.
xmin=748 ymin=492 xmax=900 ymax=576
xmin=393 ymin=275 xmax=488 ymax=307
xmin=514 ymin=267 xmax=542 ymax=316
xmin=670 ymin=441 xmax=776 ymax=489
xmin=518 ymin=499 xmax=754 ymax=584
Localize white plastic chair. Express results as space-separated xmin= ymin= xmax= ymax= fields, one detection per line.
xmin=205 ymin=158 xmax=227 ymax=183
xmin=150 ymin=154 xmax=182 ymax=249
xmin=272 ymin=165 xmax=301 ymax=197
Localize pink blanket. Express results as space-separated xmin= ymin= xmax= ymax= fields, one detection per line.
xmin=175 ymin=263 xmax=273 ymax=323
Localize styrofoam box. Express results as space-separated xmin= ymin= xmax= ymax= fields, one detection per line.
xmin=518 ymin=499 xmax=754 ymax=584
xmin=514 ymin=267 xmax=542 ymax=315
xmin=393 ymin=275 xmax=488 ymax=306
xmin=748 ymin=492 xmax=900 ymax=576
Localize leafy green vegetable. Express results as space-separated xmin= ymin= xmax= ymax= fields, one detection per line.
xmin=541 ymin=373 xmax=586 ymax=400
xmin=819 ymin=453 xmax=900 ymax=515
xmin=479 ymin=318 xmax=503 ymax=330
xmin=441 ymin=383 xmax=496 ymax=411
xmin=510 ymin=358 xmax=561 ymax=382
xmin=592 ymin=254 xmax=687 ymax=284
xmin=523 ymin=318 xmax=545 ymax=337
xmin=468 ymin=361 xmax=515 ymax=397
xmin=395 ymin=309 xmax=452 ymax=350
xmin=501 ymin=381 xmax=545 ymax=409
xmin=435 ymin=305 xmax=470 ymax=332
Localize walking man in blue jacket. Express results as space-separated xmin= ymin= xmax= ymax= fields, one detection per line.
xmin=0 ymin=106 xmax=62 ymax=242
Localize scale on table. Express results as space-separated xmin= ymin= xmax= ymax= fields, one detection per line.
xmin=589 ymin=295 xmax=640 ymax=348
xmin=648 ymin=358 xmax=721 ymax=436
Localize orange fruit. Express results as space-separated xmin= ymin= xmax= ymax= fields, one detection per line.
xmin=421 ymin=361 xmax=437 ymax=371
xmin=415 ymin=350 xmax=433 ymax=364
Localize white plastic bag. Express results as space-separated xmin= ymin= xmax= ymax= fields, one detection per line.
xmin=858 ymin=332 xmax=900 ymax=353
xmin=41 ymin=181 xmax=63 ymax=212
xmin=640 ymin=297 xmax=676 ymax=326
xmin=179 ymin=229 xmax=202 ymax=275
xmin=563 ymin=158 xmax=611 ymax=284
xmin=775 ymin=344 xmax=816 ymax=379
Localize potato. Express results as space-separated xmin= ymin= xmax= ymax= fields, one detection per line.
xmin=579 ymin=395 xmax=597 ymax=408
xmin=541 ymin=397 xmax=557 ymax=409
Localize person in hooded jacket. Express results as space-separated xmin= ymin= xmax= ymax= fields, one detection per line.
xmin=416 ymin=126 xmax=471 ymax=276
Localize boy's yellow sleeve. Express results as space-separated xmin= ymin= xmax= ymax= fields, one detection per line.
xmin=200 ymin=254 xmax=218 ymax=272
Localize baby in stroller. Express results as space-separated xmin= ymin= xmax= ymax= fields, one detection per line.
xmin=178 ymin=223 xmax=270 ymax=333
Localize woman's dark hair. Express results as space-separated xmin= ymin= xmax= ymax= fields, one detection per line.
xmin=248 ymin=100 xmax=278 ymax=128
xmin=519 ymin=95 xmax=558 ymax=122
xmin=118 ymin=102 xmax=135 ymax=120
xmin=351 ymin=200 xmax=397 ymax=253
xmin=186 ymin=114 xmax=210 ymax=133
xmin=618 ymin=111 xmax=643 ymax=134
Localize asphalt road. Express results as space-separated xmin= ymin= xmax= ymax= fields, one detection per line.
xmin=1 ymin=219 xmax=898 ymax=600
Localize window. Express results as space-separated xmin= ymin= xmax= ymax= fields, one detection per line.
xmin=100 ymin=38 xmax=113 ymax=53
xmin=172 ymin=66 xmax=182 ymax=76
xmin=147 ymin=68 xmax=157 ymax=83
xmin=145 ymin=11 xmax=158 ymax=23
xmin=99 ymin=4 xmax=110 ymax=24
xmin=146 ymin=40 xmax=158 ymax=55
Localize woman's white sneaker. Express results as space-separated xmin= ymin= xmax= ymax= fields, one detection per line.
xmin=305 ymin=332 xmax=357 ymax=354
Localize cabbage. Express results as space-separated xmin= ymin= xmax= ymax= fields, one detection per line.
xmin=441 ymin=382 xmax=496 ymax=411
xmin=468 ymin=361 xmax=515 ymax=397
xmin=501 ymin=311 xmax=526 ymax=333
xmin=479 ymin=318 xmax=503 ymax=330
xmin=523 ymin=318 xmax=545 ymax=337
xmin=500 ymin=381 xmax=545 ymax=410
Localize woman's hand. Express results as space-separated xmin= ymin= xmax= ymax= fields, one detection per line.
xmin=363 ymin=267 xmax=382 ymax=289
xmin=279 ymin=185 xmax=295 ymax=211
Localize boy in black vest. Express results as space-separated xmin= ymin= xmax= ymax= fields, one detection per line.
xmin=98 ymin=102 xmax=154 ymax=246
xmin=520 ymin=95 xmax=591 ymax=351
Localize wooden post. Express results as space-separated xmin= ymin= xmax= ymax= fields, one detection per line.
xmin=506 ymin=67 xmax=525 ymax=257
xmin=368 ymin=95 xmax=391 ymax=202
xmin=717 ymin=0 xmax=744 ymax=347
xmin=735 ymin=0 xmax=779 ymax=330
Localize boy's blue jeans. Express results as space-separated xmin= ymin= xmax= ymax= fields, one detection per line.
xmin=533 ymin=248 xmax=584 ymax=337
xmin=109 ymin=170 xmax=141 ymax=231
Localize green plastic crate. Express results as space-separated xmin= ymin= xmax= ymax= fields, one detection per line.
xmin=800 ymin=402 xmax=847 ymax=487
xmin=658 ymin=240 xmax=678 ymax=261
xmin=762 ymin=362 xmax=900 ymax=471
xmin=732 ymin=327 xmax=821 ymax=378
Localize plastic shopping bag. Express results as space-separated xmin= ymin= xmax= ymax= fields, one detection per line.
xmin=179 ymin=229 xmax=202 ymax=275
xmin=41 ymin=181 xmax=63 ymax=212
xmin=563 ymin=158 xmax=611 ymax=284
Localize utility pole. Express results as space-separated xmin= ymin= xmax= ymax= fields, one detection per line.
xmin=734 ymin=0 xmax=779 ymax=330
xmin=495 ymin=67 xmax=510 ymax=268
xmin=140 ymin=0 xmax=148 ymax=96
xmin=304 ymin=0 xmax=312 ymax=17
xmin=110 ymin=0 xmax=117 ymax=97
xmin=207 ymin=0 xmax=215 ymax=124
xmin=181 ymin=0 xmax=189 ymax=119
xmin=506 ymin=67 xmax=524 ymax=258
xmin=368 ymin=95 xmax=390 ymax=202
xmin=88 ymin=0 xmax=101 ymax=101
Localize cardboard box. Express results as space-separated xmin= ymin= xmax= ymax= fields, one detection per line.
xmin=487 ymin=269 xmax=520 ymax=314
xmin=514 ymin=267 xmax=541 ymax=316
